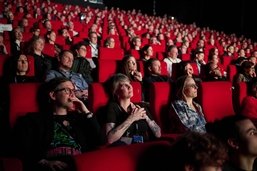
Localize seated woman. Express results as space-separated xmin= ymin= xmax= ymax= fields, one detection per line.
xmin=176 ymin=61 xmax=202 ymax=82
xmin=241 ymin=78 xmax=257 ymax=120
xmin=105 ymin=73 xmax=161 ymax=145
xmin=169 ymin=75 xmax=206 ymax=133
xmin=233 ymin=60 xmax=256 ymax=86
xmin=121 ymin=55 xmax=143 ymax=82
xmin=9 ymin=54 xmax=36 ymax=83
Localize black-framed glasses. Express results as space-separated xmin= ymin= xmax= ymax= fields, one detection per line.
xmin=54 ymin=88 xmax=76 ymax=95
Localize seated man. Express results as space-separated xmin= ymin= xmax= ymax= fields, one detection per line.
xmin=206 ymin=115 xmax=257 ymax=171
xmin=143 ymin=58 xmax=172 ymax=101
xmin=13 ymin=77 xmax=103 ymax=171
xmin=46 ymin=50 xmax=89 ymax=101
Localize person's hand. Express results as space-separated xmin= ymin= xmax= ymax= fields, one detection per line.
xmin=39 ymin=159 xmax=68 ymax=171
xmin=68 ymin=95 xmax=90 ymax=113
xmin=128 ymin=105 xmax=146 ymax=122
xmin=133 ymin=71 xmax=142 ymax=81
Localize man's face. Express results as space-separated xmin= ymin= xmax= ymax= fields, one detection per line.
xmin=60 ymin=52 xmax=74 ymax=70
xmin=236 ymin=119 xmax=257 ymax=156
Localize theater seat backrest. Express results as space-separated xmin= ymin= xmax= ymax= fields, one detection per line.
xmin=88 ymin=83 xmax=109 ymax=113
xmin=227 ymin=64 xmax=237 ymax=82
xmin=99 ymin=47 xmax=124 ymax=60
xmin=27 ymin=56 xmax=35 ymax=76
xmin=89 ymin=82 xmax=142 ymax=113
xmin=0 ymin=158 xmax=22 ymax=171
xmin=9 ymin=83 xmax=40 ymax=127
xmin=74 ymin=141 xmax=171 ymax=171
xmin=233 ymin=82 xmax=248 ymax=113
xmin=0 ymin=55 xmax=8 ymax=77
xmin=98 ymin=60 xmax=118 ymax=82
xmin=149 ymin=82 xmax=172 ymax=132
xmin=199 ymin=81 xmax=235 ymax=122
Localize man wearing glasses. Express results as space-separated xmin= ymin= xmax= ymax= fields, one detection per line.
xmin=13 ymin=77 xmax=103 ymax=171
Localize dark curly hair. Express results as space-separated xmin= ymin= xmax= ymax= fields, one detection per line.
xmin=170 ymin=132 xmax=228 ymax=170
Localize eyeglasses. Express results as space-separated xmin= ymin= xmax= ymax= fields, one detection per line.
xmin=54 ymin=87 xmax=76 ymax=95
xmin=185 ymin=84 xmax=198 ymax=89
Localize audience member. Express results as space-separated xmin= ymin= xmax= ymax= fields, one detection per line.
xmin=121 ymin=55 xmax=143 ymax=82
xmin=71 ymin=43 xmax=94 ymax=83
xmin=46 ymin=50 xmax=88 ymax=101
xmin=163 ymin=45 xmax=181 ymax=77
xmin=206 ymin=115 xmax=257 ymax=171
xmin=233 ymin=60 xmax=256 ymax=85
xmin=170 ymin=132 xmax=227 ymax=171
xmin=169 ymin=75 xmax=206 ymax=133
xmin=143 ymin=58 xmax=172 ymax=101
xmin=105 ymin=73 xmax=161 ymax=145
xmin=31 ymin=37 xmax=53 ymax=81
xmin=241 ymin=79 xmax=257 ymax=120
xmin=0 ymin=33 xmax=8 ymax=55
xmin=13 ymin=77 xmax=102 ymax=171
xmin=9 ymin=54 xmax=35 ymax=83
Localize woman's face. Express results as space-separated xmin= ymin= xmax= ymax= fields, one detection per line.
xmin=115 ymin=80 xmax=133 ymax=99
xmin=127 ymin=57 xmax=137 ymax=72
xmin=183 ymin=77 xmax=198 ymax=99
xmin=17 ymin=54 xmax=29 ymax=73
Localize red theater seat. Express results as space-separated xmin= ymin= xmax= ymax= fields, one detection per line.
xmin=27 ymin=56 xmax=35 ymax=77
xmin=227 ymin=64 xmax=237 ymax=82
xmin=99 ymin=47 xmax=124 ymax=60
xmin=74 ymin=141 xmax=171 ymax=171
xmin=233 ymin=82 xmax=248 ymax=113
xmin=97 ymin=60 xmax=118 ymax=82
xmin=0 ymin=158 xmax=22 ymax=171
xmin=88 ymin=82 xmax=142 ymax=113
xmin=9 ymin=83 xmax=40 ymax=127
xmin=199 ymin=81 xmax=235 ymax=122
xmin=0 ymin=55 xmax=8 ymax=77
xmin=149 ymin=82 xmax=173 ymax=132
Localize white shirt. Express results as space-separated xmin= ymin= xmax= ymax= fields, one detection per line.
xmin=163 ymin=57 xmax=181 ymax=77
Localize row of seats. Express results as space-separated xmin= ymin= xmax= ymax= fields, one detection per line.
xmin=9 ymin=81 xmax=245 ymax=132
xmin=74 ymin=140 xmax=172 ymax=171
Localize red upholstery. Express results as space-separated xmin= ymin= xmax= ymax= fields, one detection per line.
xmin=88 ymin=82 xmax=142 ymax=113
xmin=129 ymin=49 xmax=140 ymax=60
xmin=190 ymin=62 xmax=199 ymax=76
xmin=97 ymin=60 xmax=118 ymax=82
xmin=221 ymin=56 xmax=233 ymax=71
xmin=0 ymin=158 xmax=22 ymax=171
xmin=9 ymin=83 xmax=40 ymax=127
xmin=0 ymin=55 xmax=8 ymax=77
xmin=99 ymin=47 xmax=124 ymax=60
xmin=161 ymin=61 xmax=168 ymax=76
xmin=27 ymin=56 xmax=35 ymax=76
xmin=43 ymin=43 xmax=55 ymax=58
xmin=149 ymin=82 xmax=172 ymax=132
xmin=199 ymin=81 xmax=235 ymax=122
xmin=88 ymin=82 xmax=108 ymax=113
xmin=227 ymin=64 xmax=237 ymax=82
xmin=181 ymin=54 xmax=190 ymax=61
xmin=74 ymin=141 xmax=171 ymax=171
xmin=233 ymin=82 xmax=248 ymax=113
